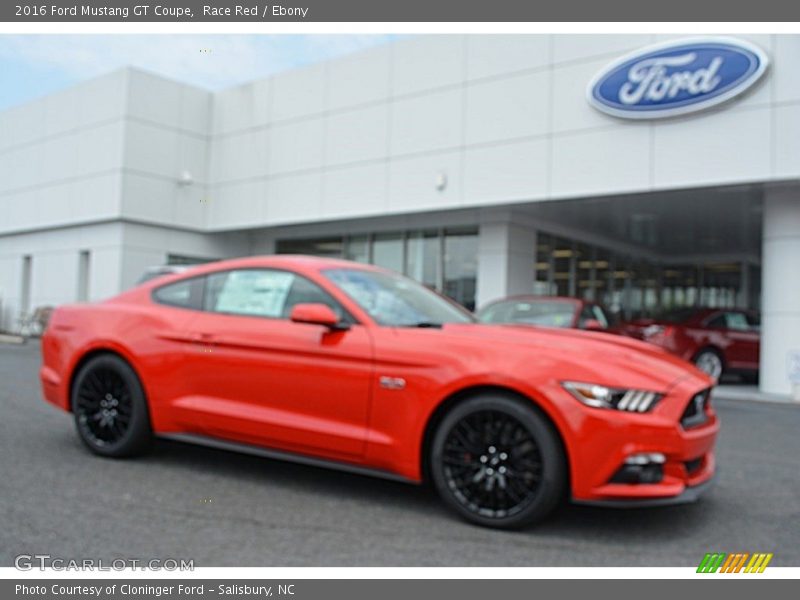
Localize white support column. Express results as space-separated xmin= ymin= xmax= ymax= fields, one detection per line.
xmin=476 ymin=219 xmax=537 ymax=309
xmin=760 ymin=187 xmax=800 ymax=398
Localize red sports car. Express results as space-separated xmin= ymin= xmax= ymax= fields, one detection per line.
xmin=620 ymin=308 xmax=760 ymax=381
xmin=477 ymin=296 xmax=612 ymax=331
xmin=40 ymin=256 xmax=718 ymax=528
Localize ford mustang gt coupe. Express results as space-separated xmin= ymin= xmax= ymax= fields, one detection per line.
xmin=40 ymin=256 xmax=718 ymax=528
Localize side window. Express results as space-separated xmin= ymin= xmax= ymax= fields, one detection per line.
xmin=706 ymin=313 xmax=727 ymax=329
xmin=205 ymin=269 xmax=295 ymax=318
xmin=725 ymin=312 xmax=750 ymax=331
xmin=203 ymin=269 xmax=348 ymax=322
xmin=152 ymin=278 xmax=204 ymax=310
xmin=281 ymin=276 xmax=346 ymax=320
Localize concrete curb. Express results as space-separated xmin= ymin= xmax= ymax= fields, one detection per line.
xmin=713 ymin=386 xmax=798 ymax=406
xmin=0 ymin=333 xmax=26 ymax=345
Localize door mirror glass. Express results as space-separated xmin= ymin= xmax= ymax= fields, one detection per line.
xmin=290 ymin=303 xmax=345 ymax=329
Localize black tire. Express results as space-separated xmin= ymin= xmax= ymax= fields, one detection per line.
xmin=71 ymin=354 xmax=153 ymax=458
xmin=741 ymin=370 xmax=759 ymax=384
xmin=430 ymin=393 xmax=567 ymax=529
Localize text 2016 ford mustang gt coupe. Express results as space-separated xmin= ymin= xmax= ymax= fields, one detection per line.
xmin=40 ymin=256 xmax=718 ymax=528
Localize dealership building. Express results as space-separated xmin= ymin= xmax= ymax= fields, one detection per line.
xmin=0 ymin=34 xmax=798 ymax=396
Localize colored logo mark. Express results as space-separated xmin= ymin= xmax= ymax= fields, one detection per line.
xmin=588 ymin=37 xmax=769 ymax=119
xmin=697 ymin=552 xmax=773 ymax=573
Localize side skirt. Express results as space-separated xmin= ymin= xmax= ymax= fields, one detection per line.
xmin=158 ymin=432 xmax=417 ymax=485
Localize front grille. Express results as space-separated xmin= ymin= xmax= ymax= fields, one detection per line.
xmin=680 ymin=389 xmax=711 ymax=429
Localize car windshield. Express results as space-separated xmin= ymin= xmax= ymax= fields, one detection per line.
xmin=478 ymin=299 xmax=576 ymax=328
xmin=324 ymin=268 xmax=474 ymax=327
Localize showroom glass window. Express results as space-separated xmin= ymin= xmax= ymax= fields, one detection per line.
xmin=277 ymin=238 xmax=344 ymax=258
xmin=372 ymin=233 xmax=404 ymax=273
xmin=406 ymin=230 xmax=440 ymax=290
xmin=443 ymin=228 xmax=478 ymax=311
xmin=534 ymin=233 xmax=554 ymax=295
xmin=344 ymin=235 xmax=370 ymax=263
xmin=277 ymin=228 xmax=478 ymax=311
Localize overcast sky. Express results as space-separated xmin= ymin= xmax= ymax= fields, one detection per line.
xmin=0 ymin=35 xmax=399 ymax=110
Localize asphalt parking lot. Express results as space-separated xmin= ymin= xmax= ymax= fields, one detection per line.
xmin=1 ymin=341 xmax=798 ymax=567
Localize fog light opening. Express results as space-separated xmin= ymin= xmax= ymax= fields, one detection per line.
xmin=610 ymin=453 xmax=666 ymax=484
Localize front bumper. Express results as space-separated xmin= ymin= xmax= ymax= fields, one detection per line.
xmin=560 ymin=374 xmax=719 ymax=505
xmin=572 ymin=471 xmax=716 ymax=508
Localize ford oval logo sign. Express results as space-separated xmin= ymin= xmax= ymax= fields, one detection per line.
xmin=587 ymin=37 xmax=769 ymax=119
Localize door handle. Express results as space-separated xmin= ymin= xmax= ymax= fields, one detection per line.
xmin=191 ymin=332 xmax=216 ymax=354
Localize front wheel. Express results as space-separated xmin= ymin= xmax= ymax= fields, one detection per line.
xmin=71 ymin=354 xmax=153 ymax=458
xmin=694 ymin=348 xmax=724 ymax=381
xmin=430 ymin=394 xmax=567 ymax=529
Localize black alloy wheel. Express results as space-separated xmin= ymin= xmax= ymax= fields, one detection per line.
xmin=431 ymin=394 xmax=566 ymax=529
xmin=72 ymin=354 xmax=152 ymax=457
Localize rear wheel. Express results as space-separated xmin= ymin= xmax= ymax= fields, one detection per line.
xmin=430 ymin=394 xmax=566 ymax=529
xmin=71 ymin=354 xmax=152 ymax=457
xmin=694 ymin=348 xmax=724 ymax=380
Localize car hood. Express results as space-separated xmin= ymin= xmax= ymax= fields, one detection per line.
xmin=439 ymin=322 xmax=709 ymax=391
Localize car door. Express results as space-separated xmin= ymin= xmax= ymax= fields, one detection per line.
xmin=179 ymin=268 xmax=374 ymax=460
xmin=722 ymin=310 xmax=760 ymax=370
xmin=146 ymin=275 xmax=209 ymax=427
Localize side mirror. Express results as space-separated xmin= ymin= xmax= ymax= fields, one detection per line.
xmin=582 ymin=318 xmax=607 ymax=331
xmin=290 ymin=303 xmax=347 ymax=330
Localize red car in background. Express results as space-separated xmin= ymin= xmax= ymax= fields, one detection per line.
xmin=40 ymin=256 xmax=717 ymax=529
xmin=620 ymin=308 xmax=760 ymax=381
xmin=477 ymin=296 xmax=613 ymax=331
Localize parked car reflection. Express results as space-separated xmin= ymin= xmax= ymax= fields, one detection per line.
xmin=619 ymin=308 xmax=760 ymax=381
xmin=477 ymin=296 xmax=612 ymax=332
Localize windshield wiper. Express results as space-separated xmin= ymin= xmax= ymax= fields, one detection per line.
xmin=402 ymin=321 xmax=443 ymax=329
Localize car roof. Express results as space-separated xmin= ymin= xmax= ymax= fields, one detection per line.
xmin=483 ymin=295 xmax=583 ymax=307
xmin=146 ymin=255 xmax=383 ymax=282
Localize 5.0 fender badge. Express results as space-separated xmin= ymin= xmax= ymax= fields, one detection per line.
xmin=379 ymin=376 xmax=406 ymax=390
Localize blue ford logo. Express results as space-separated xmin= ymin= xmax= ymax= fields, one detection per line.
xmin=587 ymin=37 xmax=769 ymax=119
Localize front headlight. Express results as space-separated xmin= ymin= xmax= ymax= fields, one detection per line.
xmin=562 ymin=381 xmax=663 ymax=413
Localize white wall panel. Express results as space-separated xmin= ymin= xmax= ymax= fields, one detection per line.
xmin=325 ymin=104 xmax=389 ymax=167
xmin=321 ymin=163 xmax=387 ymax=218
xmin=271 ymin=63 xmax=326 ymax=122
xmin=465 ymin=71 xmax=550 ymax=145
xmin=327 ymin=44 xmax=392 ymax=111
xmin=774 ymin=104 xmax=800 ymax=180
xmin=391 ymin=36 xmax=465 ymax=96
xmin=466 ymin=35 xmax=550 ymax=81
xmin=264 ymin=173 xmax=322 ymax=225
xmin=653 ymin=107 xmax=771 ymax=188
xmin=268 ymin=118 xmax=325 ymax=175
xmin=463 ymin=140 xmax=547 ymax=205
xmin=552 ymin=34 xmax=653 ymax=65
xmin=551 ymin=127 xmax=651 ymax=198
xmin=390 ymin=89 xmax=462 ymax=156
xmin=387 ymin=151 xmax=462 ymax=212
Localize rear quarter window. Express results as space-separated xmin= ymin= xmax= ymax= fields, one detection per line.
xmin=152 ymin=277 xmax=205 ymax=310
